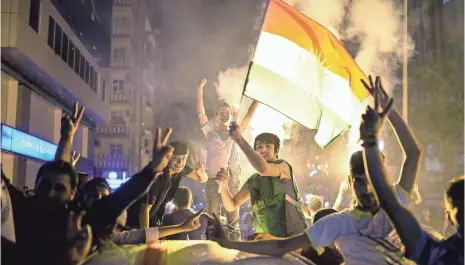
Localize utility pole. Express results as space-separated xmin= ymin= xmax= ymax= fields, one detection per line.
xmin=402 ymin=0 xmax=409 ymax=123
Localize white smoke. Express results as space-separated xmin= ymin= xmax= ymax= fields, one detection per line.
xmin=214 ymin=0 xmax=415 ymax=172
xmin=215 ymin=66 xmax=248 ymax=106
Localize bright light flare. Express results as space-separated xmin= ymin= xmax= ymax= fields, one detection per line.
xmin=248 ymin=104 xmax=294 ymax=143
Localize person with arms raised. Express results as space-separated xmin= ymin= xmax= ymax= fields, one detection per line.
xmin=196 ymin=77 xmax=259 ymax=240
xmin=360 ymin=78 xmax=463 ymax=265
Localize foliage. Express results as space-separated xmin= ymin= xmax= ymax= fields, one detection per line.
xmin=409 ymin=53 xmax=464 ymax=176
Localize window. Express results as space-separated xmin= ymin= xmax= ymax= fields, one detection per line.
xmin=112 ymin=80 xmax=124 ymax=93
xmin=102 ymin=80 xmax=106 ymax=101
xmin=84 ymin=61 xmax=89 ymax=84
xmin=80 ymin=54 xmax=85 ymax=79
xmin=61 ymin=33 xmax=69 ymax=63
xmin=47 ymin=17 xmax=55 ymax=48
xmin=93 ymin=70 xmax=99 ymax=93
xmin=74 ymin=49 xmax=81 ymax=74
xmin=113 ymin=48 xmax=126 ymax=59
xmin=144 ymin=139 xmax=149 ymax=148
xmin=110 ymin=144 xmax=123 ymax=156
xmin=89 ymin=67 xmax=94 ymax=89
xmin=29 ymin=0 xmax=40 ymax=32
xmin=111 ymin=111 xmax=123 ymax=122
xmin=54 ymin=24 xmax=62 ymax=55
xmin=68 ymin=42 xmax=75 ymax=69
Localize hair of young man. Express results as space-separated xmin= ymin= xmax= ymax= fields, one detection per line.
xmin=215 ymin=100 xmax=233 ymax=115
xmin=308 ymin=196 xmax=324 ymax=211
xmin=349 ymin=150 xmax=386 ymax=179
xmin=254 ymin=133 xmax=281 ymax=153
xmin=77 ymin=172 xmax=91 ymax=190
xmin=312 ymin=208 xmax=338 ymax=224
xmin=173 ymin=186 xmax=192 ymax=209
xmin=35 ymin=160 xmax=78 ymax=190
xmin=169 ymin=141 xmax=190 ymax=156
xmin=81 ymin=177 xmax=111 ymax=195
xmin=446 ymin=176 xmax=464 ymax=206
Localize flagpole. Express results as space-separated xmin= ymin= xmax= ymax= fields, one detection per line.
xmin=402 ymin=0 xmax=408 ymax=123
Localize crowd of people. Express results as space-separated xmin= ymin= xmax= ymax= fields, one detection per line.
xmin=1 ymin=76 xmax=463 ymax=265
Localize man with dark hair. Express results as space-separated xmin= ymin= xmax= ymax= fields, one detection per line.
xmin=217 ymin=127 xmax=307 ymax=238
xmin=77 ymin=172 xmax=92 ymax=192
xmin=162 ymin=186 xmax=208 ymax=240
xmin=34 ymin=160 xmax=79 ymax=204
xmin=196 ymin=77 xmax=259 ymax=240
xmin=127 ymin=140 xmax=208 ymax=229
xmin=77 ymin=177 xmax=111 ymax=210
xmin=360 ymin=81 xmax=463 ymax=264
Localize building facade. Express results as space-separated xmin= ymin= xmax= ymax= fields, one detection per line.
xmin=1 ymin=0 xmax=112 ymax=188
xmin=93 ymin=0 xmax=156 ymax=190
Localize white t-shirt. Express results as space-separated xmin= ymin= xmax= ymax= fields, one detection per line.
xmin=201 ymin=122 xmax=236 ymax=178
xmin=305 ymin=185 xmax=411 ymax=265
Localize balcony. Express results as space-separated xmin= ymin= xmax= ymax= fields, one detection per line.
xmin=94 ymin=153 xmax=129 ymax=170
xmin=97 ymin=125 xmax=129 ymax=136
xmin=113 ymin=0 xmax=132 ymax=5
xmin=110 ymin=92 xmax=130 ymax=103
xmin=112 ymin=28 xmax=130 ymax=37
xmin=111 ymin=58 xmax=130 ymax=69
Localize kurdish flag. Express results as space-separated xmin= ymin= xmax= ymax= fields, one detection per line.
xmin=244 ymin=0 xmax=369 ymax=148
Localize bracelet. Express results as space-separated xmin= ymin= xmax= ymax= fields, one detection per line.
xmin=361 ymin=137 xmax=378 ymax=148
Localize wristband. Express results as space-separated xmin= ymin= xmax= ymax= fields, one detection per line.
xmin=361 ymin=137 xmax=378 ymax=148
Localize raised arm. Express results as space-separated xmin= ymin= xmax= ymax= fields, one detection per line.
xmin=196 ymin=78 xmax=209 ymax=127
xmin=332 ymin=179 xmax=351 ymax=211
xmin=186 ymin=158 xmax=208 ymax=183
xmin=229 ymin=122 xmax=281 ymax=177
xmin=240 ymin=100 xmax=259 ymax=130
xmin=85 ymin=128 xmax=174 ymax=234
xmin=55 ymin=102 xmax=85 ymax=162
xmin=363 ymin=145 xmax=422 ymax=257
xmin=362 ymin=76 xmax=423 ymax=193
xmin=217 ymin=168 xmax=250 ymax=212
xmin=360 ymin=82 xmax=423 ymax=257
xmin=386 ymin=109 xmax=422 ymax=192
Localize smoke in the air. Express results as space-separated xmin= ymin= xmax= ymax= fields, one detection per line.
xmin=213 ymin=0 xmax=415 ymax=183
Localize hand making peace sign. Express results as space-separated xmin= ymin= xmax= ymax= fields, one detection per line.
xmin=151 ymin=127 xmax=174 ymax=173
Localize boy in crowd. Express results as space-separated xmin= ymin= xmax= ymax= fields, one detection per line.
xmin=162 ymin=186 xmax=208 ymax=240
xmin=196 ymin=77 xmax=259 ymax=240
xmin=217 ymin=128 xmax=307 ymax=238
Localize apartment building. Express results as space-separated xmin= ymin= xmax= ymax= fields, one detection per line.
xmin=94 ymin=0 xmax=156 ymax=189
xmin=1 ymin=0 xmax=112 ymax=188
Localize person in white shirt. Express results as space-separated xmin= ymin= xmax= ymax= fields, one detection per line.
xmin=196 ymin=77 xmax=258 ymax=240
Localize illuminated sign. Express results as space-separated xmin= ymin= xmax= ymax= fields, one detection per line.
xmin=103 ymin=170 xmax=129 ymax=190
xmin=1 ymin=124 xmax=57 ymax=161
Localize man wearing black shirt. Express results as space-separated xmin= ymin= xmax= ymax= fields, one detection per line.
xmin=126 ymin=141 xmax=208 ymax=228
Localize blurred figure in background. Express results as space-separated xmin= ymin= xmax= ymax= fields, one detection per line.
xmin=162 ymin=186 xmax=208 ymax=240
